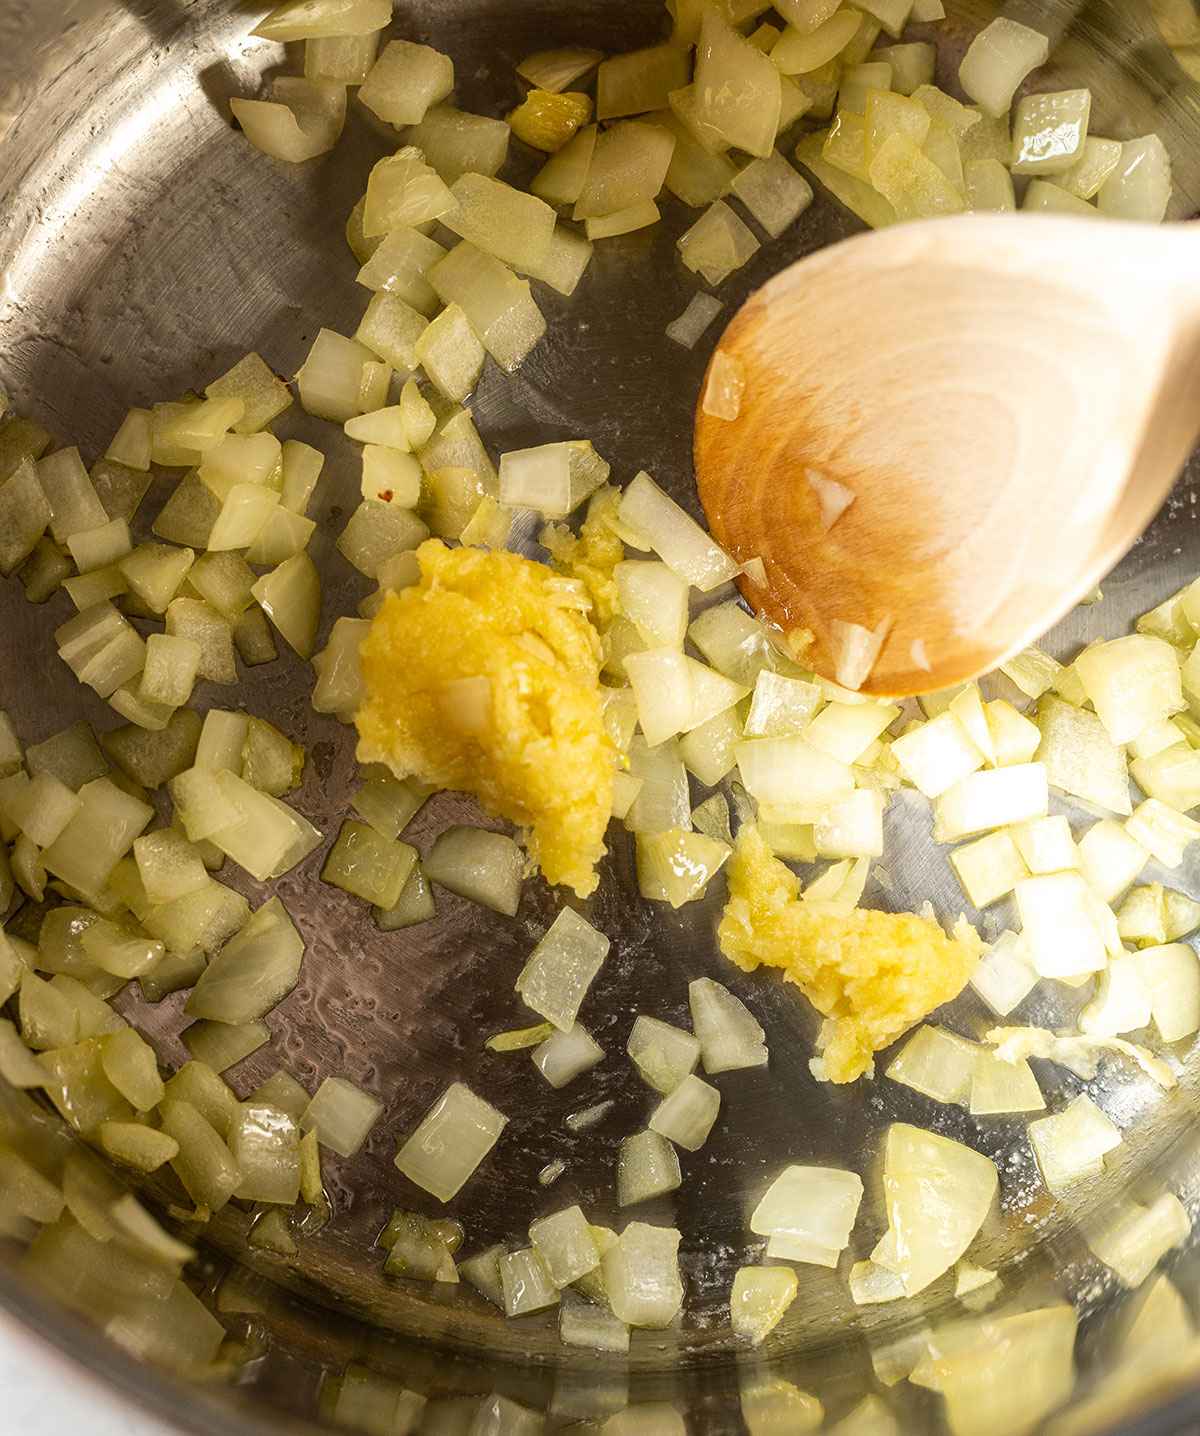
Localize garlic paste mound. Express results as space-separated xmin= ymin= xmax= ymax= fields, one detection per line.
xmin=355 ymin=539 xmax=615 ymax=898
xmin=719 ymin=824 xmax=983 ymax=1083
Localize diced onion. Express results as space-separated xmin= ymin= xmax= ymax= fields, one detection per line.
xmin=394 ymin=1081 xmax=506 ymax=1201
xmin=666 ymin=294 xmax=724 ymax=349
xmin=689 ymin=977 xmax=768 ymax=1073
xmin=871 ymin=1123 xmax=997 ymax=1295
xmin=516 ymin=908 xmax=610 ymax=1031
xmin=499 ymin=1247 xmax=559 ymax=1316
xmin=958 ymin=17 xmax=1050 ymax=118
xmin=677 ymin=200 xmax=762 ymax=285
xmin=601 ymin=1222 xmax=683 ymax=1329
xmin=730 ymin=1266 xmax=798 ymax=1346
xmin=627 ymin=1015 xmax=701 ymax=1095
xmin=1028 ymin=1093 xmax=1121 ymax=1194
xmin=422 ymin=826 xmax=524 ymax=916
xmin=617 ymin=1129 xmax=683 ymax=1208
xmin=750 ymin=1164 xmax=862 ymax=1263
xmin=1084 ymin=1192 xmax=1189 ymax=1288
xmin=531 ymin=1024 xmax=603 ymax=1088
xmin=359 ymin=40 xmax=454 ymax=128
xmin=529 ymin=1205 xmax=600 ymax=1288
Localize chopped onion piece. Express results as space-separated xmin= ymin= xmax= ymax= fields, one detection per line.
xmin=407 ymin=106 xmax=511 ymax=185
xmin=531 ymin=1024 xmax=603 ymax=1088
xmin=737 ymin=735 xmax=853 ymax=814
xmin=1126 ymin=799 xmax=1200 ymax=867
xmin=601 ymin=1222 xmax=683 ymax=1329
xmin=1138 ymin=942 xmax=1200 ymax=1042
xmin=1011 ymin=88 xmax=1092 ymax=176
xmin=560 ymin=1291 xmax=630 ymax=1354
xmin=751 ymin=1164 xmax=862 ymax=1262
xmin=1080 ymin=952 xmax=1153 ymax=1038
xmin=648 ymin=1072 xmax=721 ymax=1152
xmin=1028 ymin=1093 xmax=1121 ymax=1194
xmin=1078 ymin=819 xmax=1147 ymax=903
xmin=731 ymin=1266 xmax=798 ymax=1346
xmin=969 ymin=930 xmax=1038 ymax=1017
xmin=321 ymin=820 xmax=417 ymax=909
xmin=627 ymin=1016 xmax=701 ymax=1095
xmin=1084 ymin=1192 xmax=1189 ymax=1288
xmin=1073 ymin=635 xmax=1182 ymax=745
xmin=886 ymin=1026 xmax=978 ymax=1106
xmin=666 ymin=294 xmax=724 ymax=349
xmin=1014 ymin=871 xmax=1107 ymax=979
xmin=702 ymin=353 xmax=745 ymax=421
xmin=395 ymin=1082 xmax=506 ymax=1201
xmin=872 ymin=1124 xmax=997 ymax=1296
xmin=933 ymin=763 xmax=1048 ymax=842
xmin=459 ymin=1244 xmax=506 ymax=1308
xmin=517 ymin=47 xmax=604 ymax=93
xmin=689 ymin=977 xmax=768 ymax=1073
xmin=359 ymin=39 xmax=453 ymax=127
xmin=499 ymin=1247 xmax=559 ymax=1316
xmin=677 ymin=200 xmax=762 ymax=286
xmin=565 ymin=1100 xmax=614 ymax=1133
xmin=949 ymin=831 xmax=1028 ymax=908
xmin=423 ymin=827 xmax=523 ymax=916
xmin=186 ymin=896 xmax=304 ymax=1024
xmin=232 ymin=79 xmax=346 ymax=163
xmin=968 ymin=1050 xmax=1044 ymax=1115
xmin=848 ymin=1260 xmax=904 ymax=1305
xmin=617 ymin=1129 xmax=682 ymax=1209
xmin=529 ymin=1205 xmax=600 ymax=1287
xmin=531 ymin=124 xmax=598 ymax=207
xmin=1098 ymin=135 xmax=1173 ymax=223
xmin=517 ymin=908 xmax=609 ymax=1031
xmin=958 ymin=18 xmax=1050 ymax=118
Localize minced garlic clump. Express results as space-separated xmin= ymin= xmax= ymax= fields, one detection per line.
xmin=355 ymin=539 xmax=615 ymax=898
xmin=719 ymin=824 xmax=983 ymax=1083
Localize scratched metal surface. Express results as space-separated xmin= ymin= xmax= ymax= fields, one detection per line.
xmin=2 ymin=1 xmax=1200 ymax=1432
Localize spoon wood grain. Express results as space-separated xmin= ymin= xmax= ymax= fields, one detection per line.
xmin=695 ymin=214 xmax=1200 ymax=697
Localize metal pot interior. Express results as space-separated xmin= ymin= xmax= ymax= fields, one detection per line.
xmin=2 ymin=0 xmax=1200 ymax=1431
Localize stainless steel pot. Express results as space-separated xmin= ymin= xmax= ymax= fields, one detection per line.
xmin=2 ymin=1 xmax=1200 ymax=1432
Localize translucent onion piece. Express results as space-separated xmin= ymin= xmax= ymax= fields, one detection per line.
xmin=230 ymin=1103 xmax=301 ymax=1205
xmin=531 ymin=124 xmax=598 ymax=206
xmin=1126 ymin=798 xmax=1200 ymax=868
xmin=968 ymin=1050 xmax=1044 ymax=1115
xmin=933 ymin=763 xmax=1048 ymax=842
xmin=627 ymin=1015 xmax=701 ymax=1094
xmin=958 ymin=17 xmax=1050 ymax=118
xmin=429 ymin=242 xmax=546 ymax=374
xmin=231 ymin=80 xmax=346 ymax=164
xmin=531 ymin=1023 xmax=603 ymax=1088
xmin=573 ymin=121 xmax=677 ymax=220
xmin=423 ymin=826 xmax=524 ymax=915
xmin=186 ymin=896 xmax=305 ymax=1024
xmin=1028 ymin=1093 xmax=1121 ymax=1194
xmin=252 ymin=553 xmax=321 ymax=660
xmin=702 ymin=352 xmax=745 ymax=422
xmin=253 ymin=0 xmax=392 ymax=42
xmin=159 ymin=1098 xmax=240 ymax=1212
xmin=1138 ymin=942 xmax=1200 ymax=1042
xmin=601 ymin=1222 xmax=683 ymax=1329
xmin=1084 ymin=1192 xmax=1189 ymax=1288
xmin=359 ymin=40 xmax=454 ymax=128
xmin=696 ymin=8 xmax=781 ymax=156
xmin=1074 ymin=634 xmax=1182 ymax=745
xmin=737 ymin=735 xmax=853 ymax=815
xmin=443 ymin=173 xmax=556 ymax=272
xmin=731 ymin=1266 xmax=798 ymax=1346
xmin=394 ymin=1081 xmax=507 ymax=1201
xmin=1097 ymin=134 xmax=1173 ymax=223
xmin=969 ymin=930 xmax=1038 ymax=1017
xmin=560 ymin=1290 xmax=630 ymax=1353
xmin=666 ymin=295 xmax=725 ymax=351
xmin=302 ymin=1076 xmax=383 ymax=1159
xmin=872 ymin=1123 xmax=997 ymax=1296
xmin=636 ymin=828 xmax=731 ymax=908
xmin=1014 ymin=871 xmax=1107 ymax=979
xmin=731 ymin=149 xmax=814 ymax=237
xmin=499 ymin=1247 xmax=559 ymax=1317
xmin=886 ymin=1025 xmax=978 ymax=1106
xmin=649 ymin=1072 xmax=721 ymax=1151
xmin=689 ymin=977 xmax=768 ymax=1073
xmin=617 ymin=1129 xmax=682 ymax=1208
xmin=1011 ymin=88 xmax=1092 ymax=176
xmin=750 ymin=1165 xmax=863 ymax=1259
xmin=516 ymin=908 xmax=609 ymax=1032
xmin=529 ymin=1204 xmax=600 ymax=1287
xmin=677 ymin=200 xmax=762 ymax=286
xmin=1035 ymin=695 xmax=1131 ymax=816
xmin=517 ymin=47 xmax=604 ymax=93
xmin=406 ymin=106 xmax=511 ymax=186
xmin=459 ymin=1244 xmax=506 ymax=1308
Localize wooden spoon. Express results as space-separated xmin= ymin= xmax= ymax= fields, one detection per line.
xmin=695 ymin=214 xmax=1200 ymax=698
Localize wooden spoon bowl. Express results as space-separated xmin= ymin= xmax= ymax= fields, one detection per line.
xmin=695 ymin=214 xmax=1200 ymax=697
